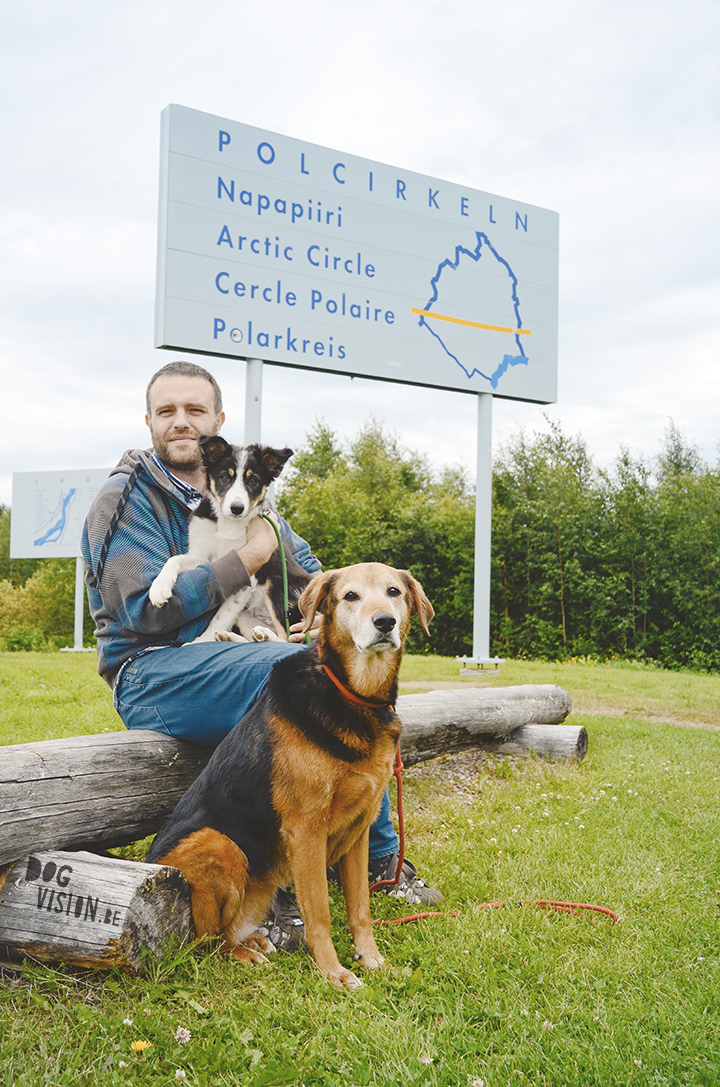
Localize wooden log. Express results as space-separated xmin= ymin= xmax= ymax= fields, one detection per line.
xmin=0 ymin=685 xmax=575 ymax=866
xmin=0 ymin=730 xmax=212 ymax=867
xmin=0 ymin=850 xmax=191 ymax=975
xmin=472 ymin=722 xmax=588 ymax=761
xmin=398 ymin=685 xmax=571 ymax=765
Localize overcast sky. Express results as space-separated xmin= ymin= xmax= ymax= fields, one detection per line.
xmin=1 ymin=0 xmax=718 ymax=507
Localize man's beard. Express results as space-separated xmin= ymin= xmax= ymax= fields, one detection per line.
xmin=150 ymin=427 xmax=210 ymax=471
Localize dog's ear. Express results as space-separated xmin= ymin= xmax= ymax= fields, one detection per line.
xmin=260 ymin=446 xmax=294 ymax=480
xmin=298 ymin=570 xmax=336 ymax=630
xmin=400 ymin=571 xmax=434 ymax=635
xmin=198 ymin=435 xmax=230 ymax=465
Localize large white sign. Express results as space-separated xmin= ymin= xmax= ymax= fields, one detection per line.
xmin=10 ymin=470 xmax=110 ymax=559
xmin=156 ymin=105 xmax=559 ymax=404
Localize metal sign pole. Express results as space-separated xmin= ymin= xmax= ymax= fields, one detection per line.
xmin=244 ymin=358 xmax=263 ymax=444
xmin=457 ymin=391 xmax=503 ymax=671
xmin=73 ymin=557 xmax=84 ymax=649
xmin=474 ymin=391 xmax=492 ymax=659
xmin=60 ymin=556 xmax=94 ymax=652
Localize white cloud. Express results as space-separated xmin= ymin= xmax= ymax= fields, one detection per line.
xmin=1 ymin=0 xmax=719 ymax=507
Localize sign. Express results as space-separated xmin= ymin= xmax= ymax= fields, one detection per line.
xmin=156 ymin=105 xmax=559 ymax=403
xmin=10 ymin=469 xmax=110 ymax=559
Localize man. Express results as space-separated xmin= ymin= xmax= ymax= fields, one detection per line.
xmin=82 ymin=360 xmax=440 ymax=949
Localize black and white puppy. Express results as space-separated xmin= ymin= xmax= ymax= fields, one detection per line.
xmin=149 ymin=435 xmax=312 ymax=643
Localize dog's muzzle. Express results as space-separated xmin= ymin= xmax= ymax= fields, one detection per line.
xmin=357 ymin=612 xmax=401 ymax=652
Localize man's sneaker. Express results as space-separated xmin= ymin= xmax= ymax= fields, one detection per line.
xmin=254 ymin=886 xmax=306 ymax=951
xmin=367 ymin=853 xmax=442 ymax=907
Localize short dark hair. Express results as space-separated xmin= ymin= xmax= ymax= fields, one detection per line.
xmin=146 ymin=361 xmax=223 ymax=416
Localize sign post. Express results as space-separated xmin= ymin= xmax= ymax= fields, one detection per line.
xmin=473 ymin=392 xmax=495 ymax=662
xmin=155 ymin=105 xmax=559 ymax=662
xmin=244 ymin=357 xmax=264 ymax=445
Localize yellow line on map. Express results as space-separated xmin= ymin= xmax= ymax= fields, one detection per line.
xmin=412 ymin=307 xmax=531 ymax=336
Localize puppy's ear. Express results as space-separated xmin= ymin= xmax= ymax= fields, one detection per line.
xmin=400 ymin=571 xmax=434 ymax=635
xmin=260 ymin=446 xmax=294 ymax=479
xmin=298 ymin=570 xmax=336 ymax=631
xmin=198 ymin=435 xmax=230 ymax=464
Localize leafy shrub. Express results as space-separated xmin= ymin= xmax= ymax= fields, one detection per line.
xmin=0 ymin=559 xmax=85 ymax=649
xmin=3 ymin=629 xmax=57 ymax=652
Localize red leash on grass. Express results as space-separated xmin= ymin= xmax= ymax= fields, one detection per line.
xmin=373 ymin=901 xmax=617 ymax=927
xmin=370 ymin=743 xmax=618 ymax=927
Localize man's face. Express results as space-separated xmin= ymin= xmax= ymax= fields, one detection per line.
xmin=145 ymin=375 xmax=225 ymax=471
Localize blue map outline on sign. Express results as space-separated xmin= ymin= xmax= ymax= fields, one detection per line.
xmin=34 ymin=488 xmax=76 ymax=547
xmin=417 ymin=232 xmax=529 ymax=388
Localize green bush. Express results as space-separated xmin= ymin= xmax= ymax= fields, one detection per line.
xmin=3 ymin=629 xmax=56 ymax=652
xmin=0 ymin=557 xmax=89 ymax=649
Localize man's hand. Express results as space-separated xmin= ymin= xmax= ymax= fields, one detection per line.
xmin=289 ymin=613 xmax=322 ymax=644
xmin=237 ymin=515 xmax=279 ymax=575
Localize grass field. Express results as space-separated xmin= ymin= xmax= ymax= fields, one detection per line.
xmin=2 ymin=651 xmax=720 ymax=1085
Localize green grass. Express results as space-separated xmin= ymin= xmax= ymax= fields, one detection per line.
xmin=401 ymin=653 xmax=720 ymax=727
xmin=0 ymin=652 xmax=120 ymax=745
xmin=2 ymin=651 xmax=720 ymax=1084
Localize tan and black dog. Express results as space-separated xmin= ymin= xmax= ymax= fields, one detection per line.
xmin=146 ymin=562 xmax=433 ymax=990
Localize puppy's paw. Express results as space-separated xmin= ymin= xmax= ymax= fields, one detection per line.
xmin=251 ymin=625 xmax=280 ymax=642
xmin=148 ymin=575 xmax=174 ymax=607
xmin=214 ymin=630 xmax=249 ymax=643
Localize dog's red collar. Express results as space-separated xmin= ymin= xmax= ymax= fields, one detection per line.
xmin=318 ymin=650 xmax=394 ymax=711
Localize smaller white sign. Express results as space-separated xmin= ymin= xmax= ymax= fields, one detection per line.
xmin=11 ymin=470 xmax=110 ymax=559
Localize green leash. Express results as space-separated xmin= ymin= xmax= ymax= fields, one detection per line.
xmin=261 ymin=512 xmax=311 ymax=644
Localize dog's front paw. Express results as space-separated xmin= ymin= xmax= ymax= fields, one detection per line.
xmin=251 ymin=625 xmax=279 ymax=642
xmin=214 ymin=630 xmax=249 ymax=643
xmin=354 ymin=949 xmax=385 ymax=970
xmin=148 ymin=573 xmax=174 ymax=607
xmin=327 ymin=967 xmax=363 ymax=991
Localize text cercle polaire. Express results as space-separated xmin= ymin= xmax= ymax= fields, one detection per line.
xmin=214 ymin=274 xmax=395 ymax=324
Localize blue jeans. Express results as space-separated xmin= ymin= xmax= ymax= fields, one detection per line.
xmin=115 ymin=640 xmax=398 ymax=860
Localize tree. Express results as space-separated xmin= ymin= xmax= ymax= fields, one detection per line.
xmin=656 ymin=420 xmax=702 ymax=480
xmin=492 ymin=421 xmax=600 ymax=659
xmin=0 ymin=557 xmax=83 ymax=649
xmin=276 ymin=420 xmax=475 ymax=655
xmin=649 ymin=457 xmax=720 ymax=670
xmin=0 ymin=506 xmax=41 ymax=586
xmin=596 ymin=448 xmax=654 ymax=658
